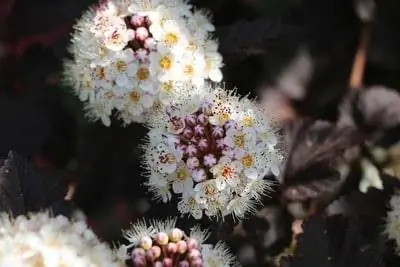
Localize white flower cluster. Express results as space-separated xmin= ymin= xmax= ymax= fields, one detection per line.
xmin=143 ymin=87 xmax=284 ymax=220
xmin=119 ymin=218 xmax=239 ymax=267
xmin=64 ymin=0 xmax=223 ymax=126
xmin=385 ymin=194 xmax=400 ymax=254
xmin=0 ymin=212 xmax=124 ymax=267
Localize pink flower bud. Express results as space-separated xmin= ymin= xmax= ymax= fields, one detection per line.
xmin=136 ymin=27 xmax=149 ymax=41
xmin=154 ymin=261 xmax=163 ymax=267
xmin=176 ymin=240 xmax=188 ymax=254
xmin=131 ymin=248 xmax=145 ymax=258
xmin=186 ymin=157 xmax=199 ymax=169
xmin=183 ymin=128 xmax=194 ymax=139
xmin=198 ymin=139 xmax=208 ymax=150
xmin=178 ymin=144 xmax=187 ymax=153
xmin=140 ymin=236 xmax=152 ymax=250
xmin=163 ymin=258 xmax=173 ymax=267
xmin=186 ymin=145 xmax=198 ymax=156
xmin=150 ymin=245 xmax=161 ymax=259
xmin=131 ymin=15 xmax=145 ymax=27
xmin=132 ymin=256 xmax=146 ymax=267
xmin=191 ymin=258 xmax=203 ymax=267
xmin=188 ymin=249 xmax=201 ymax=259
xmin=216 ymin=139 xmax=226 ymax=149
xmin=194 ymin=125 xmax=205 ymax=136
xmin=197 ymin=113 xmax=208 ymax=125
xmin=144 ymin=37 xmax=156 ymax=50
xmin=203 ymin=154 xmax=216 ymax=167
xmin=156 ymin=232 xmax=169 ymax=245
xmin=187 ymin=238 xmax=199 ymax=250
xmin=178 ymin=260 xmax=190 ymax=267
xmin=192 ymin=168 xmax=206 ymax=182
xmin=185 ymin=114 xmax=197 ymax=126
xmin=211 ymin=126 xmax=224 ymax=138
xmin=166 ymin=242 xmax=177 ymax=254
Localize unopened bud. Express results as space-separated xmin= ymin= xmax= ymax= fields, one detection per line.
xmin=187 ymin=238 xmax=199 ymax=250
xmin=140 ymin=236 xmax=152 ymax=250
xmin=136 ymin=27 xmax=149 ymax=41
xmin=197 ymin=113 xmax=208 ymax=125
xmin=156 ymin=232 xmax=169 ymax=245
xmin=188 ymin=249 xmax=201 ymax=259
xmin=131 ymin=15 xmax=145 ymax=27
xmin=169 ymin=228 xmax=183 ymax=242
xmin=163 ymin=258 xmax=173 ymax=267
xmin=166 ymin=242 xmax=177 ymax=254
xmin=176 ymin=240 xmax=188 ymax=254
xmin=178 ymin=260 xmax=190 ymax=267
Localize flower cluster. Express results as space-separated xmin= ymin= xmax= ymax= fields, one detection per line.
xmin=0 ymin=212 xmax=124 ymax=266
xmin=64 ymin=0 xmax=223 ymax=126
xmin=143 ymin=87 xmax=284 ymax=220
xmin=385 ymin=193 xmax=400 ymax=254
xmin=119 ymin=218 xmax=238 ymax=267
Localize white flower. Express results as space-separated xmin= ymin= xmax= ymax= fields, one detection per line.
xmin=385 ymin=194 xmax=400 ymax=254
xmin=178 ymin=191 xmax=204 ymax=220
xmin=120 ymin=218 xmax=238 ymax=266
xmin=143 ymin=85 xmax=285 ymax=220
xmin=64 ymin=0 xmax=223 ymax=126
xmin=202 ymin=242 xmax=239 ymax=267
xmin=0 ymin=212 xmax=124 ymax=267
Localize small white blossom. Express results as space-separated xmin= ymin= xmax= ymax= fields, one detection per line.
xmin=64 ymin=0 xmax=222 ymax=126
xmin=120 ymin=218 xmax=238 ymax=267
xmin=142 ymin=85 xmax=285 ymax=220
xmin=0 ymin=212 xmax=124 ymax=267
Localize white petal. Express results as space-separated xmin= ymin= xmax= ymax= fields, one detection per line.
xmin=209 ymin=69 xmax=222 ymax=82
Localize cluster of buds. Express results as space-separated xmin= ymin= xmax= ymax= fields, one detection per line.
xmin=130 ymin=228 xmax=203 ymax=267
xmin=64 ymin=0 xmax=223 ymax=126
xmin=120 ymin=219 xmax=237 ymax=267
xmin=144 ymin=87 xmax=284 ymax=220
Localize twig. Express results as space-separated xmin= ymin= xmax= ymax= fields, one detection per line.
xmin=349 ymin=24 xmax=371 ymax=89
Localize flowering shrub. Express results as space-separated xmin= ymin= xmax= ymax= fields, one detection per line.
xmin=0 ymin=212 xmax=124 ymax=266
xmin=119 ymin=218 xmax=238 ymax=267
xmin=64 ymin=0 xmax=223 ymax=126
xmin=142 ymin=86 xmax=284 ymax=220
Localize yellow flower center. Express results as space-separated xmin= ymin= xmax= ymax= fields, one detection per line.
xmin=159 ymin=56 xmax=172 ymax=70
xmin=115 ymin=60 xmax=127 ymax=72
xmin=136 ymin=67 xmax=150 ymax=80
xmin=218 ymin=113 xmax=229 ymax=124
xmin=241 ymin=154 xmax=254 ymax=168
xmin=183 ymin=65 xmax=194 ymax=77
xmin=159 ymin=154 xmax=176 ymax=164
xmin=161 ymin=81 xmax=173 ymax=92
xmin=95 ymin=67 xmax=106 ymax=80
xmin=82 ymin=80 xmax=92 ymax=89
xmin=221 ymin=166 xmax=234 ymax=180
xmin=176 ymin=169 xmax=187 ymax=181
xmin=164 ymin=33 xmax=179 ymax=46
xmin=188 ymin=197 xmax=196 ymax=207
xmin=204 ymin=184 xmax=217 ymax=196
xmin=233 ymin=134 xmax=245 ymax=148
xmin=242 ymin=115 xmax=255 ymax=127
xmin=129 ymin=91 xmax=141 ymax=103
